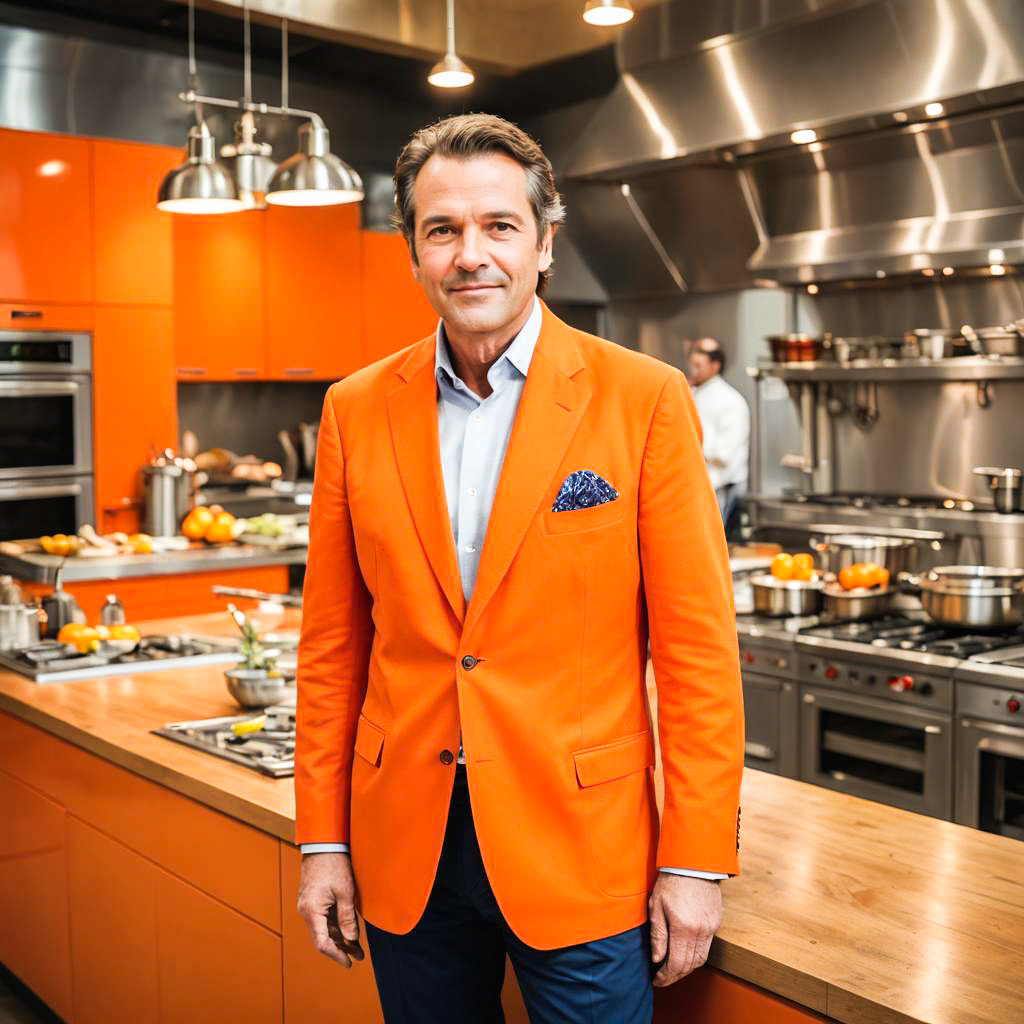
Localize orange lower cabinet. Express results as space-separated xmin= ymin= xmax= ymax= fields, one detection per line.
xmin=654 ymin=966 xmax=829 ymax=1022
xmin=0 ymin=769 xmax=73 ymax=1021
xmin=21 ymin=564 xmax=291 ymax=623
xmin=156 ymin=867 xmax=282 ymax=1024
xmin=67 ymin=817 xmax=160 ymax=1024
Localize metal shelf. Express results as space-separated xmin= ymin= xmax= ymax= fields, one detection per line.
xmin=750 ymin=357 xmax=1024 ymax=382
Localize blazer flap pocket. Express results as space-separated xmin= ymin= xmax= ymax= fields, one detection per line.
xmin=572 ymin=730 xmax=654 ymax=788
xmin=353 ymin=713 xmax=385 ymax=767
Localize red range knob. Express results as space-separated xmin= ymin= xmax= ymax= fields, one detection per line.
xmin=887 ymin=675 xmax=915 ymax=692
xmin=1008 ymin=697 xmax=1021 ymax=714
xmin=824 ymin=666 xmax=839 ymax=680
xmin=744 ymin=653 xmax=755 ymax=663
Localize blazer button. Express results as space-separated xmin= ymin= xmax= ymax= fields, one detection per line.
xmin=461 ymin=655 xmax=478 ymax=670
xmin=439 ymin=749 xmax=455 ymax=765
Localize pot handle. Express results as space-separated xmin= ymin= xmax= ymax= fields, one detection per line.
xmin=897 ymin=571 xmax=922 ymax=589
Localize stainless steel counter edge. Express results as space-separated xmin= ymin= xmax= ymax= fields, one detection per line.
xmin=0 ymin=544 xmax=308 ymax=583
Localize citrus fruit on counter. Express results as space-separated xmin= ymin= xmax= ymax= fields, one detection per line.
xmin=770 ymin=553 xmax=795 ymax=580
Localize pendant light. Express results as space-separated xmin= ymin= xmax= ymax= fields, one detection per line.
xmin=156 ymin=0 xmax=243 ymax=214
xmin=582 ymin=0 xmax=635 ymax=26
xmin=428 ymin=0 xmax=474 ymax=88
xmin=265 ymin=18 xmax=364 ymax=206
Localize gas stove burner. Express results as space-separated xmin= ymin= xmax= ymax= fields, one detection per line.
xmin=803 ymin=616 xmax=1024 ymax=659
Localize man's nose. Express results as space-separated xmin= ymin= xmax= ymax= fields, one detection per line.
xmin=453 ymin=226 xmax=488 ymax=272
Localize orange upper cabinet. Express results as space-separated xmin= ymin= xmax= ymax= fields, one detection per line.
xmin=0 ymin=128 xmax=92 ymax=304
xmin=360 ymin=231 xmax=437 ymax=369
xmin=172 ymin=211 xmax=267 ymax=379
xmin=265 ymin=202 xmax=362 ymax=380
xmin=93 ymin=139 xmax=180 ymax=306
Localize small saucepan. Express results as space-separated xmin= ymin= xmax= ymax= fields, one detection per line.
xmin=750 ymin=574 xmax=824 ymax=617
xmin=821 ymin=583 xmax=895 ymax=622
xmin=973 ymin=466 xmax=1023 ymax=514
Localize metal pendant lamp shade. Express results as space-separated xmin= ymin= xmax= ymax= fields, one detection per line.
xmin=428 ymin=51 xmax=474 ymax=88
xmin=582 ymin=0 xmax=634 ymax=26
xmin=265 ymin=121 xmax=364 ymax=207
xmin=157 ymin=122 xmax=244 ymax=214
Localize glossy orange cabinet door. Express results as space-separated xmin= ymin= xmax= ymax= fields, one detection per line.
xmin=93 ymin=138 xmax=180 ymax=306
xmin=67 ymin=818 xmax=161 ymax=1024
xmin=0 ymin=128 xmax=93 ymax=304
xmin=0 ymin=302 xmax=93 ymax=330
xmin=173 ymin=211 xmax=267 ymax=379
xmin=93 ymin=305 xmax=177 ymax=532
xmin=157 ymin=868 xmax=283 ymax=1024
xmin=360 ymin=231 xmax=437 ymax=368
xmin=0 ymin=769 xmax=73 ymax=1021
xmin=266 ymin=203 xmax=362 ymax=380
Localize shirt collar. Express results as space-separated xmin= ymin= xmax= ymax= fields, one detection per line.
xmin=434 ymin=296 xmax=541 ymax=387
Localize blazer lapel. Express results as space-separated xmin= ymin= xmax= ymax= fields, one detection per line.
xmin=387 ymin=337 xmax=466 ymax=624
xmin=464 ymin=305 xmax=590 ymax=636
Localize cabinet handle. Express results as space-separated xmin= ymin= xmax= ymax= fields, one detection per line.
xmin=10 ymin=310 xmax=43 ymax=319
xmin=284 ymin=367 xmax=315 ymax=376
xmin=178 ymin=367 xmax=208 ymax=375
xmin=233 ymin=368 xmax=260 ymax=376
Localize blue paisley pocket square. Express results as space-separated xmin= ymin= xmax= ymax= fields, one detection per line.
xmin=552 ymin=470 xmax=620 ymax=512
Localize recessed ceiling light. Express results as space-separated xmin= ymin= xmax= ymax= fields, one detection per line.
xmin=941 ymin=266 xmax=954 ymax=276
xmin=922 ymin=267 xmax=936 ymax=277
xmin=790 ymin=128 xmax=817 ymax=145
xmin=925 ymin=102 xmax=944 ymax=117
xmin=990 ymin=264 xmax=1007 ymax=276
xmin=806 ymin=284 xmax=819 ymax=294
xmin=893 ymin=111 xmax=909 ymax=123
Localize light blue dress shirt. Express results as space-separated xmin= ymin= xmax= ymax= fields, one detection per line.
xmin=301 ymin=299 xmax=726 ymax=881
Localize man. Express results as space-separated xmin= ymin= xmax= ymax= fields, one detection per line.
xmin=295 ymin=113 xmax=743 ymax=1023
xmin=687 ymin=338 xmax=750 ymax=526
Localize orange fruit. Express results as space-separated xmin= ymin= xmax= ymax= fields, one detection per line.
xmin=771 ymin=553 xmax=795 ymax=580
xmin=838 ymin=566 xmax=859 ymax=591
xmin=182 ymin=506 xmax=214 ymax=540
xmin=57 ymin=623 xmax=89 ymax=646
xmin=793 ymin=553 xmax=814 ymax=573
xmin=109 ymin=624 xmax=141 ymax=647
xmin=874 ymin=566 xmax=891 ymax=589
xmin=204 ymin=512 xmax=237 ymax=544
xmin=791 ymin=562 xmax=813 ymax=582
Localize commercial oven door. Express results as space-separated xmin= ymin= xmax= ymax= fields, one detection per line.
xmin=0 ymin=476 xmax=94 ymax=542
xmin=0 ymin=377 xmax=93 ymax=479
xmin=800 ymin=687 xmax=953 ymax=819
xmin=956 ymin=718 xmax=1024 ymax=841
xmin=742 ymin=673 xmax=799 ymax=778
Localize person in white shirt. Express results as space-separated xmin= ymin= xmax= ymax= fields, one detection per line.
xmin=687 ymin=338 xmax=750 ymax=527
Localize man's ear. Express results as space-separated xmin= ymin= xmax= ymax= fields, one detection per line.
xmin=538 ymin=224 xmax=556 ymax=273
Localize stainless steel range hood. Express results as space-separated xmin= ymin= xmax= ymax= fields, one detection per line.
xmin=560 ymin=0 xmax=1024 ymax=289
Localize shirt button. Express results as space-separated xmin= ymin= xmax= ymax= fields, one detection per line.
xmin=467 ymin=487 xmax=477 ymax=496
xmin=461 ymin=655 xmax=478 ymax=671
xmin=473 ymin=413 xmax=483 ymax=422
xmin=439 ymin=749 xmax=454 ymax=765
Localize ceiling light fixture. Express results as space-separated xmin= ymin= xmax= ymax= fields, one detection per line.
xmin=941 ymin=266 xmax=955 ymax=276
xmin=157 ymin=0 xmax=243 ymax=214
xmin=806 ymin=284 xmax=819 ymax=294
xmin=925 ymin=102 xmax=945 ymax=117
xmin=583 ymin=0 xmax=635 ymax=26
xmin=429 ymin=0 xmax=474 ymax=88
xmin=790 ymin=128 xmax=817 ymax=144
xmin=989 ymin=264 xmax=1007 ymax=276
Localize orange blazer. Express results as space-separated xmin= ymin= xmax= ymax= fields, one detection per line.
xmin=295 ymin=302 xmax=744 ymax=950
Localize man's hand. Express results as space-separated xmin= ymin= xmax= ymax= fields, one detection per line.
xmin=648 ymin=874 xmax=723 ymax=987
xmin=297 ymin=852 xmax=365 ymax=968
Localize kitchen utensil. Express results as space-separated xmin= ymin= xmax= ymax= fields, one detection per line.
xmin=975 ymin=326 xmax=1024 ymax=357
xmin=899 ymin=566 xmax=1024 ymax=629
xmin=224 ymin=666 xmax=296 ymax=709
xmin=298 ymin=421 xmax=318 ymax=477
xmin=810 ymin=534 xmax=915 ymax=576
xmin=0 ymin=575 xmax=22 ymax=605
xmin=750 ymin=574 xmax=824 ymax=617
xmin=212 ymin=585 xmax=303 ymax=608
xmin=903 ymin=328 xmax=969 ymax=360
xmin=278 ymin=430 xmax=300 ymax=483
xmin=821 ymin=583 xmax=894 ymax=621
xmin=41 ymin=565 xmax=83 ymax=638
xmin=767 ymin=334 xmax=828 ymax=363
xmin=142 ymin=461 xmax=184 ymax=537
xmin=973 ymin=466 xmax=1023 ymax=514
xmin=100 ymin=593 xmax=126 ymax=626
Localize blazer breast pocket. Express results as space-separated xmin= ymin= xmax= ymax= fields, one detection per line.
xmin=542 ymin=498 xmax=625 ymax=536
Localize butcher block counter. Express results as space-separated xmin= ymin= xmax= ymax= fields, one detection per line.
xmin=0 ymin=610 xmax=1021 ymax=1024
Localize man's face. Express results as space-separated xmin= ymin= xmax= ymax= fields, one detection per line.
xmin=410 ymin=152 xmax=553 ymax=336
xmin=688 ymin=348 xmax=716 ymax=386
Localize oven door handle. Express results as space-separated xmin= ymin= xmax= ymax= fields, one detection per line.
xmin=744 ymin=741 xmax=776 ymax=761
xmin=0 ymin=379 xmax=81 ymax=397
xmin=961 ymin=718 xmax=1024 ymax=748
xmin=0 ymin=480 xmax=84 ymax=501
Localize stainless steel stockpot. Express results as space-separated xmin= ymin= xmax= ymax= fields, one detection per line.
xmin=821 ymin=584 xmax=895 ymax=622
xmin=811 ymin=534 xmax=915 ymax=576
xmin=973 ymin=467 xmax=1023 ymax=514
xmin=900 ymin=566 xmax=1024 ymax=630
xmin=750 ymin=574 xmax=824 ymax=617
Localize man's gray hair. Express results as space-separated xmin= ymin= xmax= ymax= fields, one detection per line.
xmin=392 ymin=112 xmax=566 ymax=293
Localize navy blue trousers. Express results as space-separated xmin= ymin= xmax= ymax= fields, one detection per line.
xmin=364 ymin=764 xmax=654 ymax=1024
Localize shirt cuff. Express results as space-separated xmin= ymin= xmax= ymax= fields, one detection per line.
xmin=300 ymin=843 xmax=350 ymax=854
xmin=659 ymin=867 xmax=729 ymax=880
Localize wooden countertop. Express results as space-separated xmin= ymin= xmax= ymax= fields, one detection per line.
xmin=0 ymin=610 xmax=1021 ymax=1024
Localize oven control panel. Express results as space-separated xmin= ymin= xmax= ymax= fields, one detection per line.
xmin=956 ymin=681 xmax=1024 ymax=726
xmin=737 ymin=638 xmax=795 ymax=680
xmin=798 ymin=653 xmax=952 ymax=709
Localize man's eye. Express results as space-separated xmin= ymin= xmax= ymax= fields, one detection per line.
xmin=428 ymin=225 xmax=454 ymax=237
xmin=493 ymin=222 xmax=513 ymax=232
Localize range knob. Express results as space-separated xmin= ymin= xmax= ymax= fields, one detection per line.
xmin=1008 ymin=697 xmax=1022 ymax=714
xmin=824 ymin=665 xmax=840 ymax=680
xmin=744 ymin=652 xmax=755 ymax=664
xmin=887 ymin=675 xmax=915 ymax=692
